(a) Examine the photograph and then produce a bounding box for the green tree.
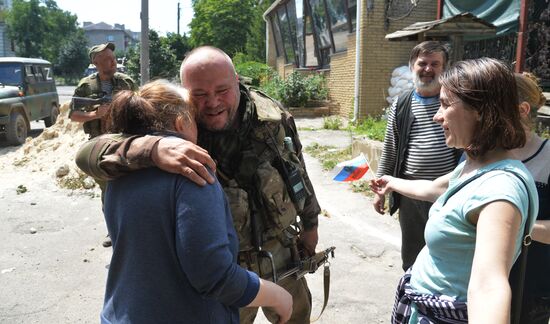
[162,32,191,62]
[189,0,255,57]
[5,0,46,58]
[244,0,272,62]
[125,30,180,84]
[6,0,80,64]
[56,30,89,84]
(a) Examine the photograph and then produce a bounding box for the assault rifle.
[71,95,112,111]
[276,246,336,282]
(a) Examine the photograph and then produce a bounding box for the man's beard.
[413,72,441,93]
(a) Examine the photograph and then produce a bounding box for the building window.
[348,0,357,32]
[267,0,356,69]
[277,5,296,64]
[270,16,284,58]
[325,0,349,52]
[107,35,114,41]
[304,14,319,67]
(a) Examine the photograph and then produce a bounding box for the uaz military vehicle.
[0,57,59,145]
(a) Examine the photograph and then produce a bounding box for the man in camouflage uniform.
[69,42,137,139]
[76,46,322,323]
[70,42,136,248]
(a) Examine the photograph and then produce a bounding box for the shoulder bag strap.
[442,169,531,324]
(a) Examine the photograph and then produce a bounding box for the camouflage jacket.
[75,85,320,233]
[70,72,137,138]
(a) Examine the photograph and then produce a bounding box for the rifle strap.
[310,263,331,322]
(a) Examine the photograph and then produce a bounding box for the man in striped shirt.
[373,41,458,271]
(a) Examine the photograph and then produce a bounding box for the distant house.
[0,0,15,57]
[83,21,140,52]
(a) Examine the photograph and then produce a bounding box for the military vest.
[71,72,136,138]
[211,88,312,253]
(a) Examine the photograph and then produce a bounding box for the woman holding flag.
[370,58,539,323]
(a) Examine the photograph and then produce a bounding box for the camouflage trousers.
[239,276,311,324]
[238,238,312,323]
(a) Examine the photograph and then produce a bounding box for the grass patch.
[349,116,387,142]
[349,180,374,196]
[323,116,344,130]
[305,143,352,170]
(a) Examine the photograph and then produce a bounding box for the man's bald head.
[179,46,241,131]
[180,46,236,86]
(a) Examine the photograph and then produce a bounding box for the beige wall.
[326,34,356,117]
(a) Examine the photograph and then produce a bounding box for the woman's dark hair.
[439,58,525,158]
[106,79,193,135]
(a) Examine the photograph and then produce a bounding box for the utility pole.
[177,2,181,35]
[140,0,150,85]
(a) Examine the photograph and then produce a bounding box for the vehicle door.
[34,64,58,119]
[23,64,41,120]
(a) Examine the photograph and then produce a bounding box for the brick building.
[264,0,437,119]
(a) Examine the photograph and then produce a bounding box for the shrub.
[304,73,328,102]
[235,60,277,87]
[264,71,328,107]
[279,71,309,107]
[260,75,284,100]
[323,116,343,130]
[350,116,387,142]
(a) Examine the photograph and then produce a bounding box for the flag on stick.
[332,153,374,182]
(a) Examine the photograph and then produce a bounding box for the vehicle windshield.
[0,63,23,86]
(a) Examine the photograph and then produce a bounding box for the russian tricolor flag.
[333,153,372,182]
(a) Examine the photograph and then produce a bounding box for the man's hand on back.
[151,137,217,186]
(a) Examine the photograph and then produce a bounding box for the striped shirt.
[101,80,113,96]
[377,91,457,180]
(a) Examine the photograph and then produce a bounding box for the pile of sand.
[0,103,98,192]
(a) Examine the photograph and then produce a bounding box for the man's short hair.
[409,41,449,68]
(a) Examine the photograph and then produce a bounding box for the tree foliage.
[189,0,255,57]
[244,0,272,62]
[6,0,80,64]
[55,30,89,84]
[162,33,191,62]
[126,30,187,84]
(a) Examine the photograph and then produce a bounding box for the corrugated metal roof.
[385,12,496,40]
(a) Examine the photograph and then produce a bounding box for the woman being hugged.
[93,80,292,324]
[386,58,539,324]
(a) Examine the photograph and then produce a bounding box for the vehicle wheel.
[44,104,59,127]
[6,111,28,145]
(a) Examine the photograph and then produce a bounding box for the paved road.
[0,117,403,323]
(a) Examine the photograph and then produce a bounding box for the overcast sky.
[55,0,194,35]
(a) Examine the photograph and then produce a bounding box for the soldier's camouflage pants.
[239,275,311,324]
[238,238,312,323]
